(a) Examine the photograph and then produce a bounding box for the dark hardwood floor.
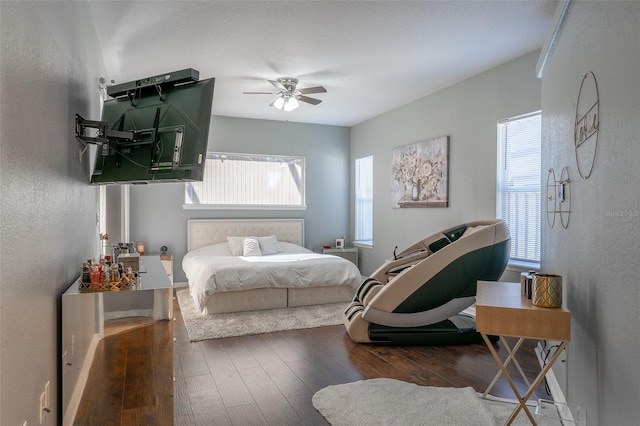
[74,318,173,425]
[76,291,550,425]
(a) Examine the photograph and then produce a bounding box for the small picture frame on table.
[335,238,345,249]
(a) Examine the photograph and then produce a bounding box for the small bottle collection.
[79,257,140,292]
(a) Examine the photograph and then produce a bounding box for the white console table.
[63,255,173,320]
[61,256,174,424]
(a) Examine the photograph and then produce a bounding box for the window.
[497,112,541,265]
[354,155,373,247]
[185,152,305,209]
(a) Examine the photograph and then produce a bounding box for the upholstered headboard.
[187,219,305,251]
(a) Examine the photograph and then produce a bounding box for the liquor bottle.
[101,267,110,284]
[90,265,100,285]
[111,265,120,283]
[82,263,91,283]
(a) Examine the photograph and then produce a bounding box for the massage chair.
[343,219,510,345]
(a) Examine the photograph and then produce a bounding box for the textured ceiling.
[88,1,558,127]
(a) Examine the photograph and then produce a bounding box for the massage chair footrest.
[367,315,499,346]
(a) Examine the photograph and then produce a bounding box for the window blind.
[185,153,305,208]
[354,155,373,245]
[497,112,541,263]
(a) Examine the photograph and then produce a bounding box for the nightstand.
[476,281,571,425]
[322,247,358,267]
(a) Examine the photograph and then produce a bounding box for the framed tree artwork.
[391,136,449,208]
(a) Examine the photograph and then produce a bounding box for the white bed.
[183,219,362,314]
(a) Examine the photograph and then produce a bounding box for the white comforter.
[183,241,363,311]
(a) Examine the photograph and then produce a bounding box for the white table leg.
[153,287,173,320]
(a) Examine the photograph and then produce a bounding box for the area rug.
[312,378,562,426]
[176,288,347,342]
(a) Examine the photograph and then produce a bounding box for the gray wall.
[540,2,640,424]
[0,2,104,425]
[350,51,542,276]
[129,115,351,282]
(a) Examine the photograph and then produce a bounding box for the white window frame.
[183,152,306,210]
[496,111,541,268]
[354,155,373,247]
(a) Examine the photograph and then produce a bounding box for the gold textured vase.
[532,274,563,308]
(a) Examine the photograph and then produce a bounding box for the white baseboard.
[535,342,575,423]
[63,333,100,426]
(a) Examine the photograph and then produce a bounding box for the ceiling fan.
[243,77,326,111]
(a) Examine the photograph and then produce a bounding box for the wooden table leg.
[481,333,537,425]
[505,340,569,424]
[501,337,532,389]
[483,337,529,398]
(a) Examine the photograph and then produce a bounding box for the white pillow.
[227,236,251,256]
[257,235,280,255]
[227,235,280,256]
[242,238,262,256]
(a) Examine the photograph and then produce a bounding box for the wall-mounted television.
[78,69,215,185]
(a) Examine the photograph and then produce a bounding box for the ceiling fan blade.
[297,95,322,105]
[298,86,327,95]
[243,91,276,95]
[269,80,286,90]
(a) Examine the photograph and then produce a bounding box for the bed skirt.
[201,285,356,314]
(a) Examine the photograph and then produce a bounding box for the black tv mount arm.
[75,114,138,155]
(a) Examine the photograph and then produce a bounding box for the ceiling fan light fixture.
[247,77,324,111]
[273,96,285,110]
[283,96,299,112]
